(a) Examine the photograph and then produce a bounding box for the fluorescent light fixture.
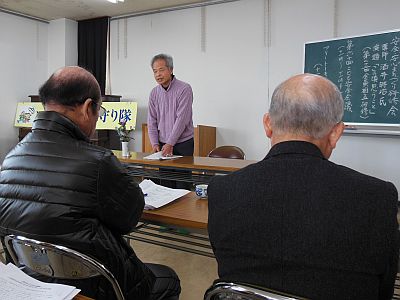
[107,0,124,3]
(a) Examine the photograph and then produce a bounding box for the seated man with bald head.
[0,66,180,300]
[208,74,399,300]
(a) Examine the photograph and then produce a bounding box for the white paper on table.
[0,262,80,300]
[143,151,183,160]
[139,179,190,210]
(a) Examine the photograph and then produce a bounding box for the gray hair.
[151,54,174,69]
[269,74,344,139]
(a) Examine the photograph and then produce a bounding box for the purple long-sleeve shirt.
[147,77,194,147]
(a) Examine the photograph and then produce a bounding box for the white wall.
[48,18,78,75]
[1,0,399,191]
[64,19,78,67]
[266,0,400,190]
[109,0,268,159]
[0,14,77,161]
[48,19,66,74]
[331,0,400,190]
[268,0,335,90]
[0,12,48,160]
[110,0,400,191]
[337,0,400,37]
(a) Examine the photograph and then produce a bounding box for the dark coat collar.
[264,140,326,161]
[32,111,89,142]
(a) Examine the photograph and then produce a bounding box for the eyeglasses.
[99,105,106,117]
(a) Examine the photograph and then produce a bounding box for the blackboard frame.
[304,29,400,131]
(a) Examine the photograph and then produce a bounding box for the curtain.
[78,16,109,95]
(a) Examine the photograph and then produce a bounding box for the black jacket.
[0,111,155,299]
[208,141,399,300]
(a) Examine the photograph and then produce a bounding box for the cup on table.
[195,184,208,198]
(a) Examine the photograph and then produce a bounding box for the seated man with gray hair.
[208,73,399,300]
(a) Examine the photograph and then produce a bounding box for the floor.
[130,239,218,300]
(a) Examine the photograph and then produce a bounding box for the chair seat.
[207,146,245,160]
[204,281,307,300]
[4,235,125,300]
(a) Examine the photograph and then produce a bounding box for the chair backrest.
[204,282,307,300]
[207,146,245,160]
[5,235,125,300]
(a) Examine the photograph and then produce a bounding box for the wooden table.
[126,191,212,257]
[114,152,255,230]
[115,151,257,185]
[114,151,256,173]
[74,294,94,300]
[142,191,208,230]
[118,152,256,257]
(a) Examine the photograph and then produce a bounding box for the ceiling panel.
[0,0,211,21]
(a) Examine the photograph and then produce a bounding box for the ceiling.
[0,0,215,21]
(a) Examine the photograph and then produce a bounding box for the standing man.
[147,53,194,158]
[0,66,181,300]
[148,54,194,189]
[208,74,399,300]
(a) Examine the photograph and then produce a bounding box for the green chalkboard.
[304,30,400,125]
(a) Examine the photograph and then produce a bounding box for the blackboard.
[304,30,400,126]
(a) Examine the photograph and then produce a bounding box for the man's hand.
[152,144,160,153]
[161,144,173,156]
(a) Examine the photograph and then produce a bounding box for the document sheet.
[143,151,183,160]
[139,179,190,210]
[0,262,80,300]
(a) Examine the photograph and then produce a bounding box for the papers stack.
[143,151,183,160]
[139,179,190,210]
[0,262,80,300]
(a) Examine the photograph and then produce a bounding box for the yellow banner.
[14,102,43,127]
[14,101,138,130]
[97,102,138,130]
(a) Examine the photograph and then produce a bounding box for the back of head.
[269,74,344,139]
[39,66,101,112]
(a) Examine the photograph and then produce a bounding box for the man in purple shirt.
[148,54,194,190]
[147,54,194,158]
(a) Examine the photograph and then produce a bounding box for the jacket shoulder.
[208,161,261,189]
[331,162,398,197]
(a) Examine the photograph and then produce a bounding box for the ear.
[81,98,94,120]
[328,121,344,149]
[263,113,273,138]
